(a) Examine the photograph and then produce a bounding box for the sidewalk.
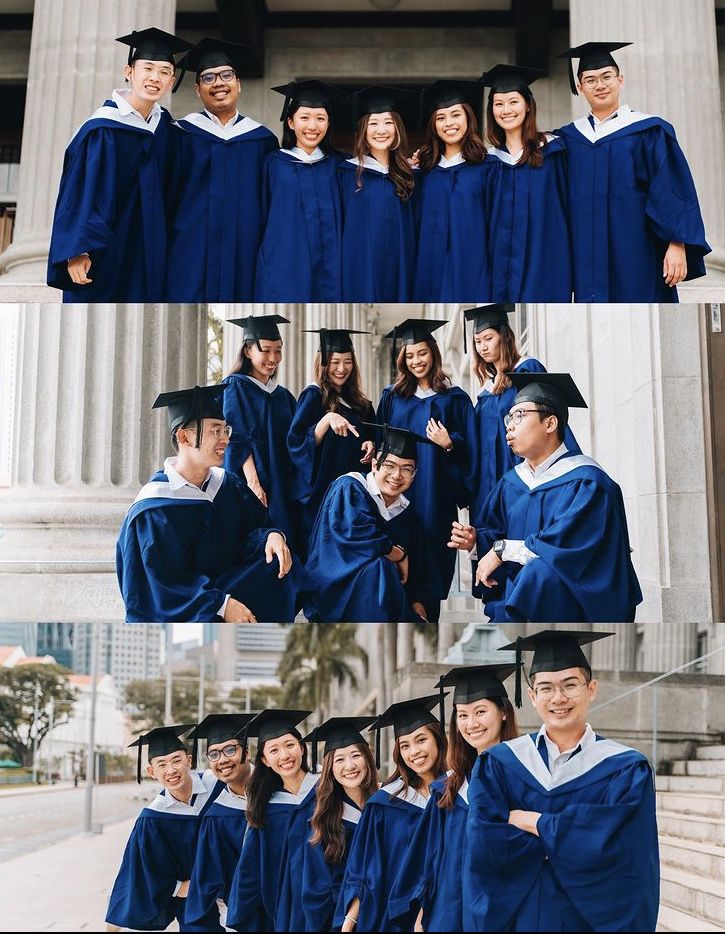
[0,780,76,798]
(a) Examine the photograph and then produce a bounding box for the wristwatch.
[493,539,506,559]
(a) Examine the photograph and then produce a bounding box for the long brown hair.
[392,340,451,398]
[438,697,518,811]
[313,352,374,418]
[486,89,547,168]
[246,732,309,829]
[418,102,487,172]
[309,742,378,864]
[226,339,283,379]
[472,323,522,394]
[383,721,448,798]
[353,112,415,202]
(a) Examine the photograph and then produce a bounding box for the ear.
[195,83,201,100]
[124,64,132,83]
[146,763,155,779]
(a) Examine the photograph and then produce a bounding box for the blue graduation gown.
[106,770,221,932]
[413,157,493,301]
[255,149,343,300]
[185,786,249,932]
[222,373,298,542]
[555,110,710,302]
[47,101,172,302]
[287,386,375,557]
[226,773,319,932]
[388,773,469,932]
[334,779,432,932]
[339,159,416,301]
[474,450,642,622]
[116,463,304,622]
[274,774,321,932]
[165,112,278,301]
[301,801,361,932]
[485,137,573,301]
[463,733,660,932]
[303,473,436,623]
[377,386,478,602]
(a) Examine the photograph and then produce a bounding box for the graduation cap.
[116,28,192,67]
[480,64,545,95]
[362,421,433,462]
[271,79,347,123]
[368,694,446,768]
[228,314,290,351]
[383,317,449,369]
[419,79,485,127]
[558,42,632,96]
[172,37,251,93]
[499,630,614,708]
[434,663,515,725]
[187,714,256,769]
[507,372,587,427]
[303,716,377,772]
[303,328,369,366]
[152,384,228,449]
[237,709,312,761]
[463,304,515,353]
[128,724,195,784]
[351,85,414,125]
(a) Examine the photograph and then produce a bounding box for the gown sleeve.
[387,794,440,927]
[286,386,324,502]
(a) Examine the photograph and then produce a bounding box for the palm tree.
[277,623,368,722]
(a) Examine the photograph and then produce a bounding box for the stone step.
[657,791,725,818]
[659,835,725,878]
[671,759,725,778]
[657,775,725,794]
[660,864,725,927]
[657,811,725,846]
[696,745,725,761]
[657,904,725,932]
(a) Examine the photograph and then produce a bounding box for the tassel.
[514,637,523,709]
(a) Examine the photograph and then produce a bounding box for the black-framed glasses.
[503,407,551,429]
[199,69,236,86]
[207,743,240,762]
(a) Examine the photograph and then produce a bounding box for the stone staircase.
[656,744,725,932]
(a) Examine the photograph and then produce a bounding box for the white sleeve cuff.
[502,539,539,565]
[218,594,231,619]
[173,880,183,897]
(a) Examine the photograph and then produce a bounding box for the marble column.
[0,303,206,621]
[0,0,176,286]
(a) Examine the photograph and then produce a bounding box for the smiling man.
[165,37,278,301]
[463,630,660,933]
[116,384,303,623]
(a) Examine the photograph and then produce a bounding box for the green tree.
[124,670,221,730]
[0,663,78,767]
[277,624,368,722]
[208,309,225,384]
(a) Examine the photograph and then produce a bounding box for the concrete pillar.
[0,302,206,621]
[0,0,176,287]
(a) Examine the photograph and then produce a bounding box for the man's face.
[577,66,623,112]
[528,666,597,734]
[505,402,558,459]
[196,65,241,114]
[372,452,417,498]
[177,417,230,468]
[147,749,192,791]
[206,738,248,784]
[124,59,175,104]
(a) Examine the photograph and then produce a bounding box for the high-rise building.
[73,622,164,708]
[36,622,74,669]
[0,622,37,655]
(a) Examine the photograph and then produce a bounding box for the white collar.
[504,731,632,790]
[281,146,326,163]
[205,108,240,127]
[268,771,320,805]
[438,151,466,168]
[537,722,596,760]
[415,385,437,399]
[178,111,263,141]
[346,154,389,174]
[487,134,555,165]
[524,442,569,478]
[164,457,212,491]
[153,769,207,810]
[346,471,409,520]
[572,105,653,143]
[214,784,248,811]
[244,374,278,394]
[111,88,162,124]
[162,457,225,500]
[381,776,430,809]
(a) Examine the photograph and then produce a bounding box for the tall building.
[72,622,164,707]
[0,621,36,654]
[216,623,289,685]
[36,622,74,669]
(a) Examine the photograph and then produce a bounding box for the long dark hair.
[309,742,378,864]
[245,731,309,829]
[472,323,522,393]
[418,102,487,172]
[353,111,415,202]
[486,88,547,168]
[281,100,335,154]
[438,697,518,811]
[226,339,283,379]
[392,340,451,398]
[313,352,373,418]
[383,721,448,798]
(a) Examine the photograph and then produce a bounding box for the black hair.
[282,101,336,153]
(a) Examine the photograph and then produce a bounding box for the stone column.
[0,303,206,621]
[0,0,176,287]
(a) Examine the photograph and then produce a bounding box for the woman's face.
[473,328,502,365]
[331,744,369,791]
[261,733,304,778]
[434,103,468,147]
[398,726,439,777]
[492,91,529,133]
[404,341,433,382]
[288,106,329,151]
[243,339,282,382]
[327,352,354,388]
[365,112,397,151]
[456,699,505,754]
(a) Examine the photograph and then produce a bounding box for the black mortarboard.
[368,694,445,769]
[152,384,228,450]
[419,79,485,126]
[271,79,346,122]
[499,630,613,707]
[187,714,255,769]
[228,314,290,351]
[116,28,192,67]
[172,37,250,93]
[238,709,311,761]
[303,716,377,772]
[463,304,515,353]
[481,64,545,95]
[434,663,515,725]
[383,317,449,368]
[362,421,433,462]
[128,724,194,784]
[352,85,413,124]
[303,328,369,366]
[558,42,632,95]
[507,372,587,427]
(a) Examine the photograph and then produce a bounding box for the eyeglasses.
[185,424,233,440]
[199,69,236,86]
[503,407,549,428]
[532,679,589,701]
[207,743,240,762]
[155,754,187,772]
[378,461,416,478]
[580,72,619,89]
[139,63,175,80]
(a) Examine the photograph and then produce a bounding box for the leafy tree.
[124,670,221,730]
[0,663,78,767]
[208,309,225,384]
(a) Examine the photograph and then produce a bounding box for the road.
[0,781,151,862]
